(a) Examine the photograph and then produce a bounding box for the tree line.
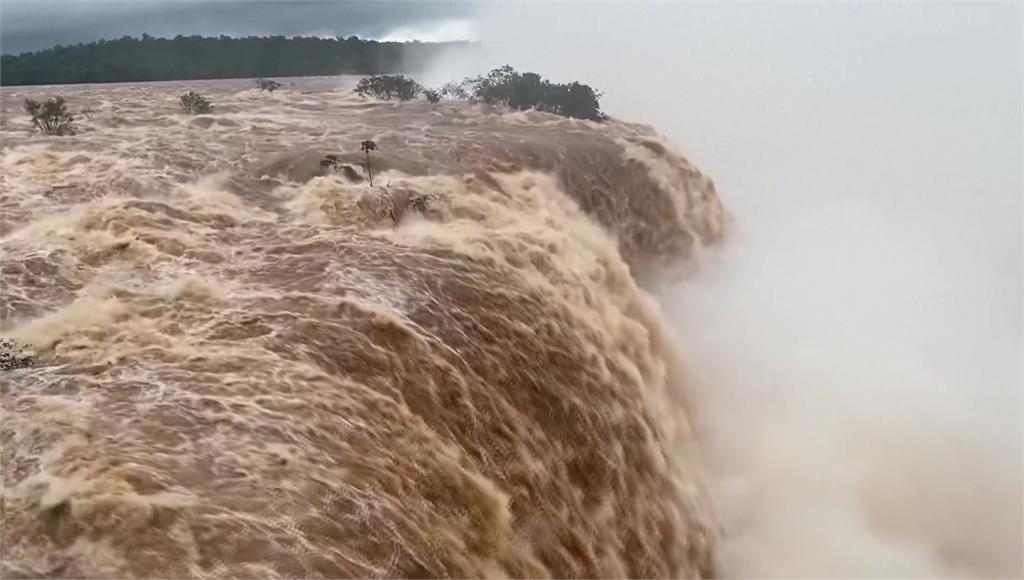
[0,35,472,86]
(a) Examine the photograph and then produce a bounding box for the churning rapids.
[0,77,726,578]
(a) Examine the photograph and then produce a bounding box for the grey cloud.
[1,0,477,54]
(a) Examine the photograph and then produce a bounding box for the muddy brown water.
[1,77,724,578]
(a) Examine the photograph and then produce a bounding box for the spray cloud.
[427,2,1023,576]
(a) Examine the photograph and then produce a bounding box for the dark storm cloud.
[0,0,478,54]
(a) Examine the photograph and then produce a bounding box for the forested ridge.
[0,35,472,86]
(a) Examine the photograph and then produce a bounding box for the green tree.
[354,75,422,101]
[459,66,606,121]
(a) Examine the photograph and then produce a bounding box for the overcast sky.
[0,0,478,54]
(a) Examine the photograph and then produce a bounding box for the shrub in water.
[255,78,282,92]
[0,338,33,371]
[180,91,213,114]
[354,75,421,101]
[24,97,76,135]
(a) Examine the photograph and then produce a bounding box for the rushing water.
[1,77,725,578]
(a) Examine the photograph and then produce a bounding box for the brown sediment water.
[1,77,724,578]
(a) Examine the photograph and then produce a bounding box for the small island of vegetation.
[355,67,606,121]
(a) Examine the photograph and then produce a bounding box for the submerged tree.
[180,91,213,114]
[360,140,378,187]
[439,80,470,100]
[354,75,421,101]
[255,78,282,92]
[423,88,441,104]
[0,338,33,371]
[320,154,342,170]
[320,154,362,182]
[24,97,76,135]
